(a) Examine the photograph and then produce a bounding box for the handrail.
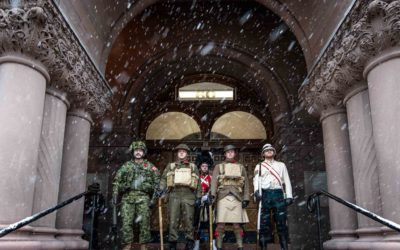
[0,187,101,250]
[307,190,400,250]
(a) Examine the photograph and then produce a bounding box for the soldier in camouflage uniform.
[112,141,160,250]
[159,144,202,250]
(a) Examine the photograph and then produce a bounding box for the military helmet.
[174,143,191,152]
[261,143,276,154]
[223,144,236,152]
[129,140,147,154]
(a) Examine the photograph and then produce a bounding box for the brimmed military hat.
[174,143,191,152]
[261,143,276,154]
[223,144,236,152]
[129,141,147,154]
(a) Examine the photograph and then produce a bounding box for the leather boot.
[259,236,268,250]
[279,235,289,250]
[122,244,131,250]
[169,241,177,250]
[185,240,195,250]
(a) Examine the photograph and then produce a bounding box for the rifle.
[158,198,164,250]
[111,194,118,250]
[209,203,213,250]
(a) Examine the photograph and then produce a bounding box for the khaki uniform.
[160,160,201,242]
[211,161,250,223]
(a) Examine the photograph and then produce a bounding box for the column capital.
[343,83,368,105]
[45,87,70,109]
[300,0,400,116]
[320,106,346,122]
[0,1,112,114]
[67,109,93,125]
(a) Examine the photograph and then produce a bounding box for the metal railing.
[307,190,400,250]
[0,187,101,250]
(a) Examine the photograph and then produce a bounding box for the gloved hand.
[285,198,293,206]
[195,198,202,208]
[242,200,249,208]
[148,199,156,209]
[201,194,208,203]
[254,190,262,202]
[156,188,166,199]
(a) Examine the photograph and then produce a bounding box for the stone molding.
[0,0,112,114]
[300,0,400,114]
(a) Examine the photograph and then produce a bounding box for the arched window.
[146,112,201,140]
[211,111,267,139]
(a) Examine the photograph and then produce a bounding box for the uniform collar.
[225,158,236,163]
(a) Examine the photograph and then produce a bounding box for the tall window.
[146,112,201,140]
[211,111,267,139]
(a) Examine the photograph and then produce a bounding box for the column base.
[0,225,41,250]
[381,226,400,241]
[324,229,357,250]
[56,228,88,249]
[31,227,66,249]
[348,227,383,250]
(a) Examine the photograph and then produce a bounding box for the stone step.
[132,243,285,250]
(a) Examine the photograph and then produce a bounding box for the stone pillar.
[344,85,383,248]
[320,107,357,250]
[364,47,400,245]
[30,88,70,249]
[56,109,92,249]
[0,56,48,249]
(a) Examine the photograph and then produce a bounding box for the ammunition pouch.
[218,175,244,189]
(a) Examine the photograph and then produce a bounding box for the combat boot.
[121,244,131,250]
[185,240,195,250]
[169,241,177,250]
[279,235,289,250]
[259,235,268,250]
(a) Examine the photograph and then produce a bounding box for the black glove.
[285,198,293,206]
[206,195,213,205]
[195,198,202,208]
[156,188,166,199]
[254,190,262,202]
[242,200,249,208]
[148,199,156,209]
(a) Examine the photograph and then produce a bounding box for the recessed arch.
[211,111,267,139]
[146,112,201,140]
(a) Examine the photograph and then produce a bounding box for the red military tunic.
[200,174,212,195]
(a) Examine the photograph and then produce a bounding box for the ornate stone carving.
[300,0,400,114]
[0,1,112,114]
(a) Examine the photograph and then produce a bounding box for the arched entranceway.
[89,1,326,249]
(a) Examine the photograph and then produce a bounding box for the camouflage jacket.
[113,159,160,203]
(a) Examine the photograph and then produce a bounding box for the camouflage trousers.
[120,192,152,244]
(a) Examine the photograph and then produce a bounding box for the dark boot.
[259,235,268,250]
[279,235,289,250]
[237,248,244,250]
[169,241,177,250]
[185,240,195,250]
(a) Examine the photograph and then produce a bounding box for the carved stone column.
[344,84,383,248]
[320,107,357,250]
[364,47,400,246]
[31,88,69,249]
[56,109,92,249]
[0,56,48,249]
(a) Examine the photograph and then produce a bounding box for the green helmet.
[129,141,147,155]
[174,143,191,152]
[223,144,236,152]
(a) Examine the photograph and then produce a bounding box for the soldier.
[159,144,202,250]
[211,145,250,250]
[112,141,160,250]
[194,151,214,250]
[253,143,293,250]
